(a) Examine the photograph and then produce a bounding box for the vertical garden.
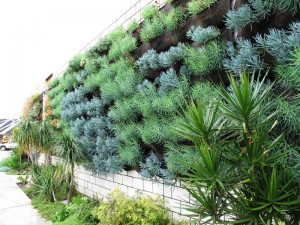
[44,0,300,223]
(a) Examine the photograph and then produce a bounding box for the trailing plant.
[186,26,220,44]
[184,41,226,76]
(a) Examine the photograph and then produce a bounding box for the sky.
[0,0,138,119]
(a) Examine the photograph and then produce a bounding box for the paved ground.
[0,150,52,225]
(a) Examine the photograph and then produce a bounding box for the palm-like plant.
[56,131,86,203]
[175,73,300,224]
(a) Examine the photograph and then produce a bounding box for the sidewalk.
[0,151,52,225]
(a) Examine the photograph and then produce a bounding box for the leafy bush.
[142,5,159,20]
[186,26,220,44]
[31,164,69,202]
[127,19,139,33]
[164,7,186,31]
[93,189,173,225]
[187,0,217,16]
[140,12,166,43]
[184,41,226,75]
[108,35,137,60]
[0,148,29,174]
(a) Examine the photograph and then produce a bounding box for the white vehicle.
[0,142,17,150]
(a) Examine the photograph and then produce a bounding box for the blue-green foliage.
[186,26,220,44]
[136,43,184,74]
[140,152,162,179]
[158,43,185,68]
[136,49,160,74]
[223,39,265,75]
[156,69,181,96]
[225,4,254,31]
[255,22,300,63]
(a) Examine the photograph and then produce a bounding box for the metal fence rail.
[53,0,167,78]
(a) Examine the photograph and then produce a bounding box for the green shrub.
[127,19,139,33]
[108,35,137,60]
[184,41,226,75]
[142,5,159,20]
[118,142,142,166]
[32,197,66,222]
[0,148,30,174]
[187,0,217,16]
[48,78,60,89]
[164,7,185,31]
[140,12,166,43]
[31,164,69,202]
[93,189,173,225]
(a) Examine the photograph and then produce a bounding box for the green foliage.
[190,82,220,105]
[31,197,66,222]
[54,195,99,224]
[118,142,142,166]
[184,41,226,75]
[164,7,185,31]
[187,0,218,16]
[142,5,159,20]
[265,0,300,15]
[31,164,69,202]
[48,78,60,89]
[186,26,220,44]
[93,189,173,225]
[68,55,84,73]
[166,0,173,3]
[276,95,300,133]
[140,12,166,43]
[175,73,300,224]
[100,59,143,102]
[87,37,111,58]
[108,96,140,123]
[0,148,30,173]
[108,34,137,60]
[140,152,163,179]
[127,19,139,33]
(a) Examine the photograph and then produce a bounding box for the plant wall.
[46,0,300,179]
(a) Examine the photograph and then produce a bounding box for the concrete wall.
[38,154,192,221]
